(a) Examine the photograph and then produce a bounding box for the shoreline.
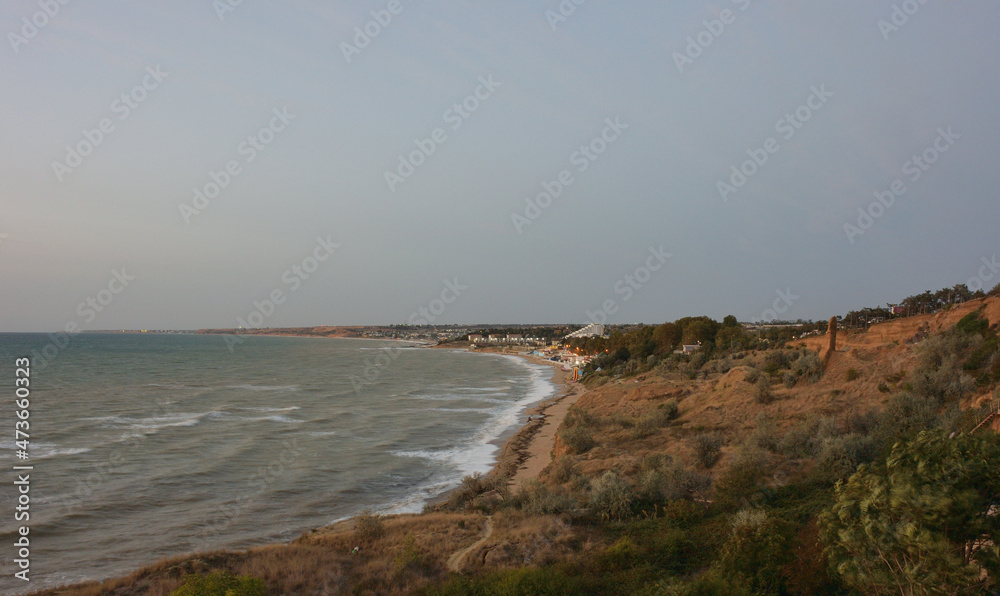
[484,350,586,488]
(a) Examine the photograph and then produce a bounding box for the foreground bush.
[353,509,385,541]
[589,470,634,522]
[820,429,1000,595]
[170,572,266,596]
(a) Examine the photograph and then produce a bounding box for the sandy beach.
[487,351,587,488]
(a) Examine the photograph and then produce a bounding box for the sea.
[0,333,554,593]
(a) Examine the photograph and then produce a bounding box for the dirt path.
[446,516,493,573]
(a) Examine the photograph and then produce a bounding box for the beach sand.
[489,352,586,488]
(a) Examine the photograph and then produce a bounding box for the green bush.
[792,350,823,381]
[718,510,793,595]
[589,470,634,521]
[782,372,797,389]
[353,509,385,540]
[515,480,576,515]
[428,566,583,595]
[559,426,595,454]
[662,398,680,421]
[693,433,723,469]
[755,376,774,404]
[714,447,768,510]
[394,534,427,572]
[743,367,761,384]
[845,368,859,381]
[813,433,878,484]
[750,412,778,452]
[820,429,1000,595]
[170,573,266,596]
[550,456,577,484]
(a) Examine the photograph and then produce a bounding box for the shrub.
[170,573,266,596]
[394,534,426,572]
[750,412,778,452]
[743,367,761,384]
[559,426,595,454]
[845,368,859,381]
[778,415,838,458]
[714,447,768,510]
[718,511,793,595]
[792,350,823,381]
[782,372,797,389]
[353,509,385,541]
[755,376,774,404]
[631,415,659,439]
[662,398,680,421]
[446,472,509,511]
[813,433,878,484]
[913,331,980,402]
[877,382,891,393]
[516,480,576,515]
[589,470,634,521]
[820,430,1000,595]
[693,433,723,468]
[550,456,577,484]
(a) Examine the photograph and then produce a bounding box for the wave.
[0,441,92,460]
[227,384,301,392]
[87,412,213,433]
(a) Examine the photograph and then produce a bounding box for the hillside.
[34,297,1000,595]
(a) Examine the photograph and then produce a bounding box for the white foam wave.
[236,406,302,413]
[228,384,300,392]
[0,441,92,460]
[88,412,213,433]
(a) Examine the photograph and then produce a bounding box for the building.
[468,334,484,343]
[565,323,605,339]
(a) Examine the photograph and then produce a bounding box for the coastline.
[484,350,586,488]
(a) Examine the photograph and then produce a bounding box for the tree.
[653,322,681,354]
[819,429,1000,595]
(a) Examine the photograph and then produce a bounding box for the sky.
[2,1,999,332]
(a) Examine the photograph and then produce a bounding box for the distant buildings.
[565,323,606,339]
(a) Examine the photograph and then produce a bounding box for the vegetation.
[44,290,1000,596]
[170,572,266,596]
[820,429,1000,595]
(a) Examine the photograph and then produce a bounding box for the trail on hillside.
[446,516,493,573]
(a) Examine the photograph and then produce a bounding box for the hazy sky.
[2,1,999,331]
